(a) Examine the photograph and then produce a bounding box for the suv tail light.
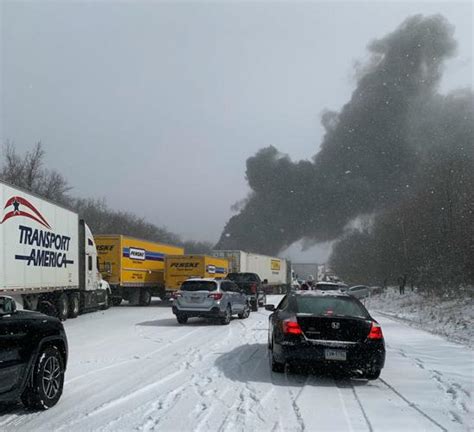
[282,318,303,335]
[368,322,383,340]
[208,292,223,300]
[250,283,257,294]
[172,292,182,299]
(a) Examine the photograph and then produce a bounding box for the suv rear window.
[181,281,217,292]
[296,296,369,319]
[227,273,259,282]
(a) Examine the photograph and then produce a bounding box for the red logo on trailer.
[0,196,51,229]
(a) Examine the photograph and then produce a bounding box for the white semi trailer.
[212,250,290,288]
[0,180,110,320]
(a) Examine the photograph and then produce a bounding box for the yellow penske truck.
[164,255,229,297]
[95,235,184,306]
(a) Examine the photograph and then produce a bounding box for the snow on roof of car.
[294,290,349,297]
[184,278,219,282]
[315,281,345,286]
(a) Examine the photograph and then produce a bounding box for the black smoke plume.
[216,15,469,255]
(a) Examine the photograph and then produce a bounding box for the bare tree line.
[0,143,213,254]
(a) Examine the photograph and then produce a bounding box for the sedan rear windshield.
[315,284,343,291]
[296,296,369,319]
[227,273,258,282]
[181,281,217,292]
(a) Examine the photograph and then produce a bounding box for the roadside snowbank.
[366,287,474,347]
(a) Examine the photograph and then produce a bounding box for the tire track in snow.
[395,347,470,420]
[379,377,449,432]
[345,383,373,432]
[64,327,202,385]
[284,372,309,432]
[217,347,272,431]
[100,323,240,431]
[0,406,42,430]
[212,315,275,432]
[54,327,218,431]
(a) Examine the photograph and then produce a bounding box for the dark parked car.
[226,272,266,311]
[266,291,385,379]
[0,296,68,409]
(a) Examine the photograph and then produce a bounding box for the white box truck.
[212,250,289,286]
[212,250,290,310]
[0,180,110,320]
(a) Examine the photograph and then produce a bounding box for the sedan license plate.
[324,349,346,361]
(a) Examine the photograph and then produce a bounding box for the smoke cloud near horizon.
[216,14,472,255]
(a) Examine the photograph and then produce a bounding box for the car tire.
[56,294,69,321]
[111,297,122,306]
[269,349,285,373]
[251,300,258,312]
[176,314,188,324]
[365,368,381,380]
[139,289,152,306]
[100,291,110,310]
[68,293,80,318]
[220,305,232,325]
[21,346,65,410]
[238,303,250,319]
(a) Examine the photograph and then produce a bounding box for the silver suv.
[172,278,250,325]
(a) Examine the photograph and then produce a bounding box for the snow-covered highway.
[0,295,472,432]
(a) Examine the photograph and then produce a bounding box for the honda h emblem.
[331,322,340,329]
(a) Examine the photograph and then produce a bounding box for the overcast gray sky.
[1,1,472,261]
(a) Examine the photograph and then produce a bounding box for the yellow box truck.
[164,255,229,294]
[95,234,184,306]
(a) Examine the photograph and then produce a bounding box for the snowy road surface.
[0,295,472,432]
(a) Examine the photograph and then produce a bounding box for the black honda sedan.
[266,291,385,379]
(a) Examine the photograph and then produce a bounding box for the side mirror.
[265,304,275,312]
[0,296,17,315]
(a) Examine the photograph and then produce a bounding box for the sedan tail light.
[208,292,223,300]
[282,318,303,335]
[368,322,383,340]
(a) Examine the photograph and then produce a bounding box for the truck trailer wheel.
[68,293,80,318]
[56,294,69,321]
[100,291,110,310]
[176,313,188,324]
[251,300,258,312]
[128,289,140,306]
[139,289,151,306]
[111,297,122,307]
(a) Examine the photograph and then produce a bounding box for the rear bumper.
[273,340,385,370]
[172,305,225,318]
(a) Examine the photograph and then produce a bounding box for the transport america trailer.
[95,235,184,306]
[0,180,110,320]
[211,250,290,289]
[164,255,229,295]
